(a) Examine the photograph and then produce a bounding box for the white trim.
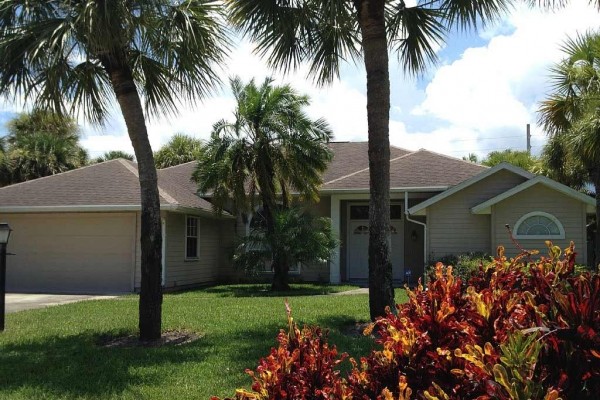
[161,218,166,286]
[0,205,143,213]
[471,175,596,215]
[408,163,534,216]
[319,187,447,195]
[513,211,565,239]
[0,204,234,218]
[184,215,200,260]
[329,195,341,284]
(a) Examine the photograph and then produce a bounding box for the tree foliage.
[233,207,338,276]
[154,134,203,168]
[1,110,86,185]
[537,31,600,266]
[94,150,135,163]
[482,149,541,172]
[194,77,333,290]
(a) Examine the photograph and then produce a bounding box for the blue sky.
[1,1,599,160]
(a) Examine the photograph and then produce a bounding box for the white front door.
[347,204,404,281]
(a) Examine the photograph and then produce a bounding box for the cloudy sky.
[1,1,599,160]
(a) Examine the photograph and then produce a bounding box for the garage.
[3,213,136,294]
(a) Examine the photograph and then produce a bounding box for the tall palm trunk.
[356,0,395,320]
[107,63,163,341]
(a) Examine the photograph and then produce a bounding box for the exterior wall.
[427,170,527,261]
[163,212,223,288]
[492,184,587,263]
[134,211,232,290]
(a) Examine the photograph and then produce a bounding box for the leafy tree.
[194,77,333,290]
[463,153,479,163]
[0,0,228,341]
[154,134,203,168]
[540,134,590,192]
[2,110,86,185]
[94,150,135,163]
[227,0,511,319]
[234,207,338,278]
[482,149,541,172]
[538,31,600,266]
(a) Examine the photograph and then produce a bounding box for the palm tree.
[193,77,333,290]
[3,110,86,184]
[538,31,600,267]
[234,207,338,278]
[0,0,229,341]
[94,150,135,163]
[154,134,203,168]
[227,0,512,319]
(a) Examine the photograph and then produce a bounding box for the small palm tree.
[154,134,203,168]
[194,77,333,290]
[0,0,229,341]
[234,207,338,278]
[538,31,600,266]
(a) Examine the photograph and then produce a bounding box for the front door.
[347,204,404,281]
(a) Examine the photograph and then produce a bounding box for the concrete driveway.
[5,293,117,313]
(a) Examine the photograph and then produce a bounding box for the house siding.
[428,170,527,261]
[492,184,586,263]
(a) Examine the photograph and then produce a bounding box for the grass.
[0,284,409,400]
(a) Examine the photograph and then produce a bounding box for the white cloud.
[412,2,600,158]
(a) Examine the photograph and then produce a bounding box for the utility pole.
[526,123,531,154]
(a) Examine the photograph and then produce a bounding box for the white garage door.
[3,213,136,294]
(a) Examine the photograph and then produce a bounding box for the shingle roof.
[323,142,411,183]
[0,142,490,211]
[0,158,215,212]
[321,148,487,190]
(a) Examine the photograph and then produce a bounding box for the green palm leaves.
[0,0,229,123]
[194,77,333,217]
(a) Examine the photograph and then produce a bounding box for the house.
[0,142,594,293]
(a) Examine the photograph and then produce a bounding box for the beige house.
[0,142,594,293]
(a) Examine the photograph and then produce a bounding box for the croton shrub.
[213,242,600,399]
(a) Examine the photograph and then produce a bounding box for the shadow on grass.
[0,330,211,398]
[177,284,353,298]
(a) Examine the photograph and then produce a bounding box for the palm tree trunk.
[108,65,163,341]
[356,0,395,320]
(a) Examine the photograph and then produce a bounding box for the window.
[185,216,199,259]
[514,212,565,239]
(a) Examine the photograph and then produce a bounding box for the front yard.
[0,284,408,399]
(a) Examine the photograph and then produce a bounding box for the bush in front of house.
[427,251,491,286]
[214,241,600,399]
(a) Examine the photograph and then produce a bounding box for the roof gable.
[408,162,534,215]
[471,175,596,214]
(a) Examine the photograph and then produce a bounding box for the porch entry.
[347,204,404,281]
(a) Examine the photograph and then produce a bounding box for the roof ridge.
[117,159,178,205]
[390,144,414,153]
[157,160,197,171]
[0,158,124,191]
[416,148,489,169]
[323,151,416,186]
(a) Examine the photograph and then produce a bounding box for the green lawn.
[0,284,408,399]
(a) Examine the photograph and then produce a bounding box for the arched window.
[514,212,565,239]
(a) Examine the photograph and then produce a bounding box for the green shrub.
[427,251,491,285]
